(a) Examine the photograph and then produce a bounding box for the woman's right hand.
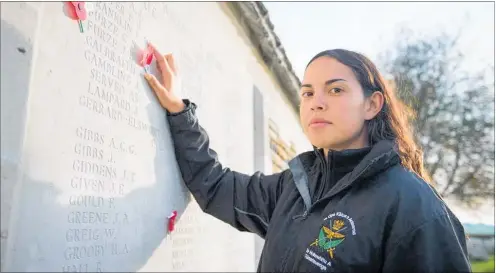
[144,44,185,113]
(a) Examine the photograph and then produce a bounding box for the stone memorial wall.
[1,2,310,272]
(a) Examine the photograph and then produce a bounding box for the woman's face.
[299,56,379,151]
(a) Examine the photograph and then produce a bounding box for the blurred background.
[1,2,493,272]
[264,2,494,271]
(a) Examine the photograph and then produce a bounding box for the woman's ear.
[364,91,384,120]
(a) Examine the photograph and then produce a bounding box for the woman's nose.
[310,92,327,111]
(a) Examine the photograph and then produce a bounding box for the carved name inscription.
[62,3,150,271]
[63,124,135,272]
[168,211,208,270]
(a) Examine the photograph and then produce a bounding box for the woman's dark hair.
[307,49,431,183]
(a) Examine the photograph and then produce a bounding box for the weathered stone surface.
[1,2,310,272]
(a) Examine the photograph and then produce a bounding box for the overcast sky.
[264,2,494,81]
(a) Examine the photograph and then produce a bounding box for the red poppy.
[137,44,154,67]
[66,2,87,21]
[167,210,178,233]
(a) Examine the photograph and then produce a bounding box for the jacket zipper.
[312,160,375,210]
[316,151,329,203]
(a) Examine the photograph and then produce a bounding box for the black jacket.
[167,100,471,273]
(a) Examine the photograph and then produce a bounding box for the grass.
[471,255,495,273]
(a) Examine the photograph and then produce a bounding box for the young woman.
[144,45,471,272]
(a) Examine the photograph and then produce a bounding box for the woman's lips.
[309,122,331,128]
[309,119,332,128]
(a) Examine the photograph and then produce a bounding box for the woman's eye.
[301,91,313,97]
[329,87,343,94]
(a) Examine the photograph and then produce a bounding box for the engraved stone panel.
[2,2,262,272]
[2,2,190,272]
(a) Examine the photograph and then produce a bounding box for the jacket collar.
[328,140,400,196]
[298,140,399,180]
[313,146,372,174]
[289,140,400,213]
